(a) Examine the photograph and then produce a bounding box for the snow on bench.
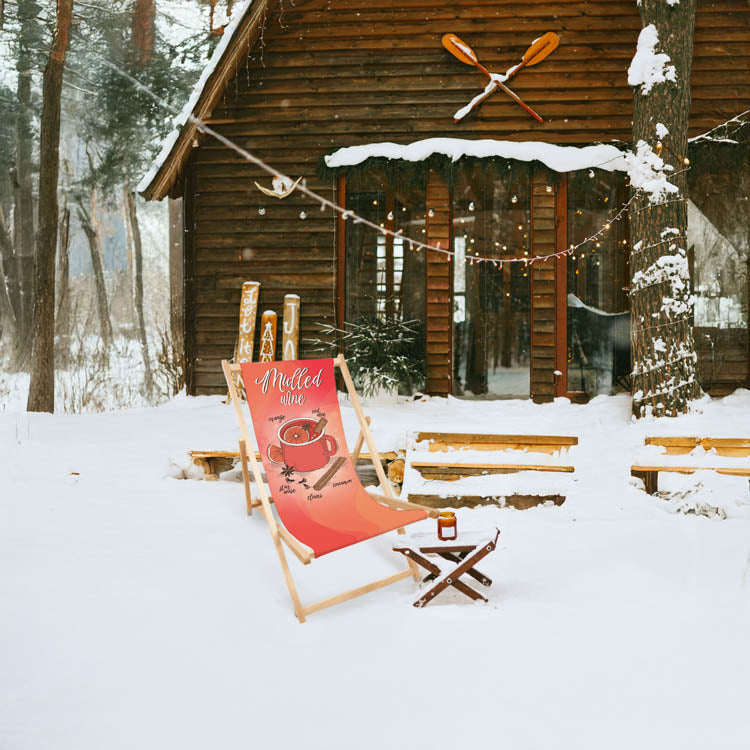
[403,432,577,510]
[631,437,750,495]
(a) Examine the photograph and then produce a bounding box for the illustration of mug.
[269,417,337,473]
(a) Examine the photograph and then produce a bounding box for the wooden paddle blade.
[442,33,479,66]
[522,32,559,66]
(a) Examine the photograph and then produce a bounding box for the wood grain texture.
[165,0,749,394]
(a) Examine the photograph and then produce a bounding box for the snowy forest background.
[0,0,228,412]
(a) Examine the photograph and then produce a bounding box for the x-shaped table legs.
[393,530,500,608]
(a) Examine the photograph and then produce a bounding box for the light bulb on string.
[299,211,307,219]
[588,170,595,178]
[428,208,435,217]
[372,199,378,206]
[511,194,518,204]
[387,210,394,221]
[258,207,266,215]
[469,202,475,211]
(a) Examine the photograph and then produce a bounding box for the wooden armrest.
[367,491,440,518]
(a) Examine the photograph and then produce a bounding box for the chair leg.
[238,439,253,515]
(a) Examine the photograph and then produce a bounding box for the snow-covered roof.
[138,0,262,201]
[324,138,630,174]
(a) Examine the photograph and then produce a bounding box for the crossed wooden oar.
[442,32,559,123]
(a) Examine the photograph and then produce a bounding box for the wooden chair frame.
[222,355,437,623]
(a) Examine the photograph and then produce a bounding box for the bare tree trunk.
[12,2,41,367]
[0,206,17,338]
[120,187,136,329]
[125,190,153,396]
[27,0,73,413]
[77,195,113,350]
[56,203,70,337]
[132,0,156,66]
[629,0,702,418]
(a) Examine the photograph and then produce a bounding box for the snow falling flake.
[628,25,677,95]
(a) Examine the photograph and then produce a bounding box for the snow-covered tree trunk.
[27,0,73,413]
[628,0,702,418]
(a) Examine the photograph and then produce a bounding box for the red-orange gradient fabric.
[241,359,426,557]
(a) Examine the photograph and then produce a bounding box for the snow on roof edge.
[137,0,255,196]
[324,138,630,174]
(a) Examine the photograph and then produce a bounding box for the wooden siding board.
[180,0,749,394]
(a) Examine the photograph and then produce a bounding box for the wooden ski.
[259,310,277,362]
[228,280,260,400]
[281,294,300,361]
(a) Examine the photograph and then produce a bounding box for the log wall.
[181,0,750,394]
[424,171,452,394]
[529,169,560,402]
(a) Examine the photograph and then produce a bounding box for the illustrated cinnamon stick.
[313,456,346,491]
[311,417,327,436]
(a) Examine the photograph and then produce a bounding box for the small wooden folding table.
[393,530,500,608]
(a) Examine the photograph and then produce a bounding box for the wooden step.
[632,465,750,476]
[412,461,575,481]
[413,432,578,454]
[644,437,750,457]
[408,493,565,511]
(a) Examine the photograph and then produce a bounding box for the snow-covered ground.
[2,390,750,749]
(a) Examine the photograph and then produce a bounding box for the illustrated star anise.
[281,464,295,480]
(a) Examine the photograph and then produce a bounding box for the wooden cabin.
[140,0,750,400]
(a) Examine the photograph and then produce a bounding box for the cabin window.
[566,171,631,397]
[452,163,532,398]
[344,171,427,370]
[689,162,750,391]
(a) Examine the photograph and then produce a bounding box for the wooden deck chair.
[222,355,438,623]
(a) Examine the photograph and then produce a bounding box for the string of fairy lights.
[187,109,665,268]
[106,59,701,274]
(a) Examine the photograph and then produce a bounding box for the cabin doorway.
[564,171,631,398]
[451,162,532,398]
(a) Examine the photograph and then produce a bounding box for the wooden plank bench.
[188,449,398,481]
[406,432,577,509]
[631,437,750,495]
